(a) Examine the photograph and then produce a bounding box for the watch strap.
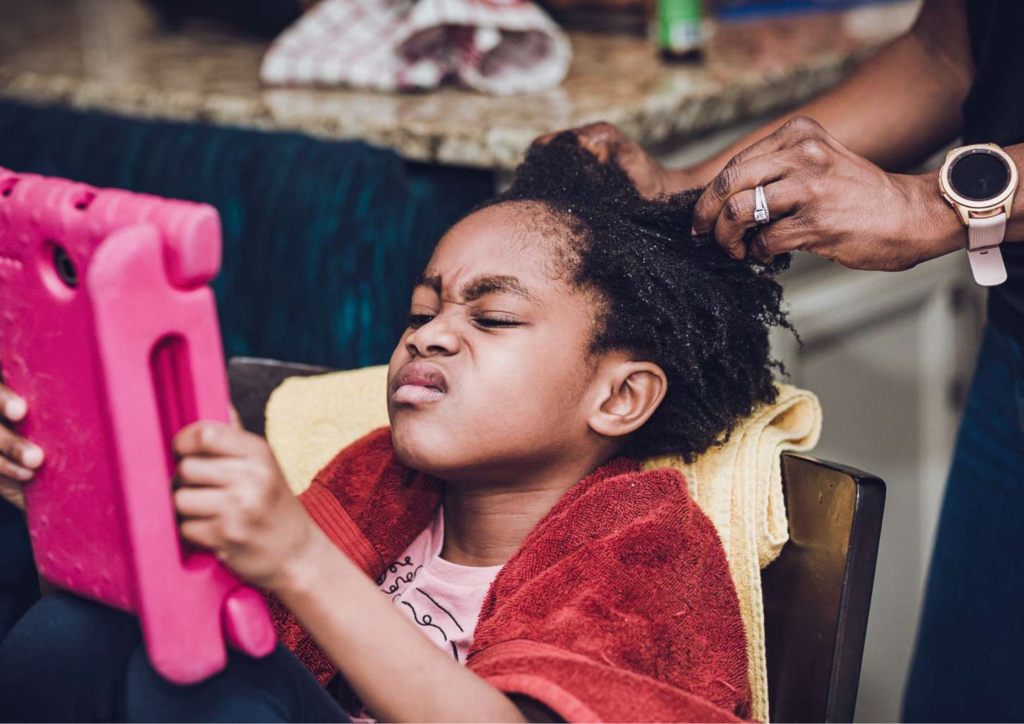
[967,212,1008,286]
[967,212,1006,250]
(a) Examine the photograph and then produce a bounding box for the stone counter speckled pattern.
[0,0,917,170]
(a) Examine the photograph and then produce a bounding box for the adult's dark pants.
[0,506,351,722]
[903,322,1024,722]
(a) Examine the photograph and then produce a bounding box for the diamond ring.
[754,185,770,225]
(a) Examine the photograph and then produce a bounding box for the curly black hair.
[479,132,795,462]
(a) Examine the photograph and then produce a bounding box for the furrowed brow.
[413,272,536,303]
[461,275,536,303]
[413,271,442,295]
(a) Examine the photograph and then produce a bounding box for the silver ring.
[754,185,770,225]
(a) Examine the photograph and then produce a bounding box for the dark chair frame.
[227,357,886,724]
[763,455,885,722]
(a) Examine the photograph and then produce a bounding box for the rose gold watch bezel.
[939,143,1018,225]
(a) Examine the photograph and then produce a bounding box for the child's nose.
[405,316,459,358]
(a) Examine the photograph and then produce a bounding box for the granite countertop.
[0,0,916,170]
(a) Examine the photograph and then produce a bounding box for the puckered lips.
[390,362,448,405]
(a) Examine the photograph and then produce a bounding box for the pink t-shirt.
[376,505,503,663]
[351,507,502,721]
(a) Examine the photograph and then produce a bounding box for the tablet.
[0,168,275,683]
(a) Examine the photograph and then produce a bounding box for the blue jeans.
[903,323,1024,722]
[0,588,351,722]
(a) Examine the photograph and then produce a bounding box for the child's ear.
[587,360,667,441]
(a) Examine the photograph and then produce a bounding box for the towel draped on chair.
[265,368,822,722]
[270,428,751,722]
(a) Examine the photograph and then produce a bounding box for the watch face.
[949,149,1012,201]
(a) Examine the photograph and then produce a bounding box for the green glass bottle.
[655,0,705,61]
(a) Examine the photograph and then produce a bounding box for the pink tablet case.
[0,168,276,683]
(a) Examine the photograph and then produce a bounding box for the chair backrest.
[227,357,886,723]
[228,357,331,437]
[763,455,885,723]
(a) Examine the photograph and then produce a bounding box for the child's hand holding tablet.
[170,419,324,593]
[0,377,44,512]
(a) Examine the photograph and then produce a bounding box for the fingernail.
[5,397,26,421]
[21,445,43,468]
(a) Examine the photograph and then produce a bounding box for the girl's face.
[387,203,605,484]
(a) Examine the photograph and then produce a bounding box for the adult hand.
[691,116,963,270]
[535,122,709,198]
[0,382,44,512]
[172,421,320,593]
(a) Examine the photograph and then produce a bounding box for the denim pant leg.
[903,323,1024,722]
[0,498,39,642]
[0,590,352,723]
[0,592,142,722]
[126,644,352,723]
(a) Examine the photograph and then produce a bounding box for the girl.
[0,133,791,722]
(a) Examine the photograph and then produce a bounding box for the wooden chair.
[227,357,886,724]
[762,455,885,722]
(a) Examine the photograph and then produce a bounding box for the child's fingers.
[228,404,243,431]
[173,421,257,458]
[173,487,225,518]
[0,456,33,482]
[0,386,27,422]
[0,477,27,512]
[0,425,43,470]
[179,518,223,551]
[175,455,249,488]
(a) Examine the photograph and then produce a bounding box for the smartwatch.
[939,143,1018,286]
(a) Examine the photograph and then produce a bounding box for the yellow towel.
[265,365,391,495]
[265,367,822,723]
[643,384,822,722]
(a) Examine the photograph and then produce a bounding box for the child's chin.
[390,423,459,476]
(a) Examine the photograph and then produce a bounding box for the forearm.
[275,531,527,723]
[675,1,972,186]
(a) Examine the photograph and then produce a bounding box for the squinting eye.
[407,313,435,329]
[473,316,522,328]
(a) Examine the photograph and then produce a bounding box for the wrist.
[664,163,716,194]
[900,170,966,264]
[271,523,334,600]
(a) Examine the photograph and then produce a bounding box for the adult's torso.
[962,0,1024,340]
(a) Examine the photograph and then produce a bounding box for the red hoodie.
[268,428,751,723]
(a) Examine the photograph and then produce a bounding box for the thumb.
[228,404,243,431]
